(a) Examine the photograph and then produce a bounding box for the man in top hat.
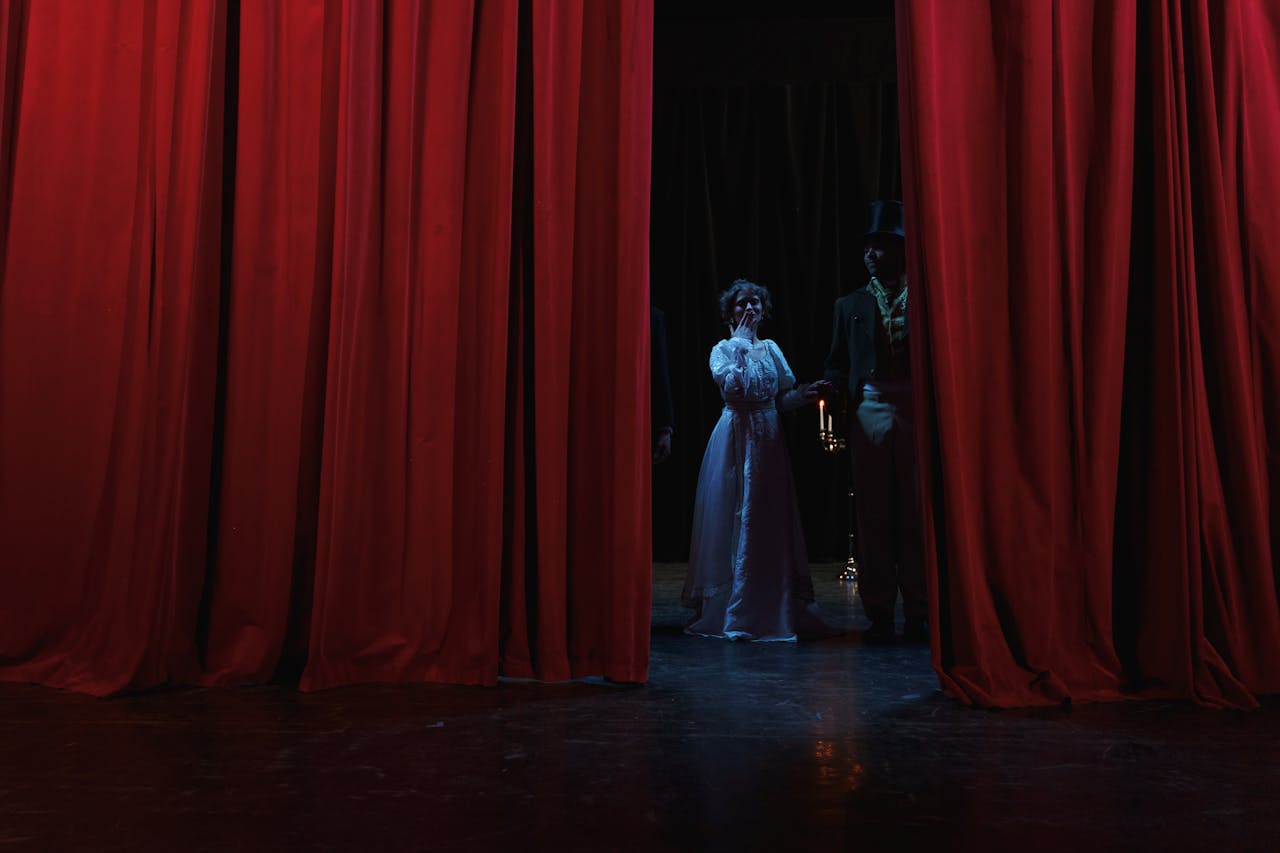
[824,200,926,644]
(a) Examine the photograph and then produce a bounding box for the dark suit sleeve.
[651,305,674,433]
[824,298,850,390]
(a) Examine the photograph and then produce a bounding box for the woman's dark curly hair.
[718,279,774,324]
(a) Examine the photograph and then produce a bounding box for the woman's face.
[732,289,763,326]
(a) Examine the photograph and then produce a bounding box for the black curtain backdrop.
[650,5,901,562]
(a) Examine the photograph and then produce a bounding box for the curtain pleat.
[0,0,227,694]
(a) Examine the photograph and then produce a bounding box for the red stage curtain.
[0,0,653,696]
[0,0,228,693]
[898,0,1280,708]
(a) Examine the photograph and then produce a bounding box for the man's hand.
[653,427,673,464]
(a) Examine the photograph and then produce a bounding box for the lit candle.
[819,399,826,436]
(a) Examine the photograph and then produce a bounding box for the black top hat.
[864,200,905,240]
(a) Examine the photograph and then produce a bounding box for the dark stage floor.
[2,563,1276,851]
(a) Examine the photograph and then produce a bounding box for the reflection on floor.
[652,561,872,635]
[0,563,1275,851]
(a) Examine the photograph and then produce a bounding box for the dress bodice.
[709,338,796,404]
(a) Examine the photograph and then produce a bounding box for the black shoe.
[862,621,896,645]
[902,618,929,644]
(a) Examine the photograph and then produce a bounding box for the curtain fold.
[297,0,521,689]
[0,0,28,262]
[0,0,653,696]
[898,0,1280,708]
[199,0,333,687]
[500,0,653,682]
[1128,0,1280,706]
[0,0,228,693]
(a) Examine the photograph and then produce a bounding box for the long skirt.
[682,403,832,641]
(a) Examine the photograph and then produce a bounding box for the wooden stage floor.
[1,563,1276,851]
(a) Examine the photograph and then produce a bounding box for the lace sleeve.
[709,338,754,399]
[770,341,807,412]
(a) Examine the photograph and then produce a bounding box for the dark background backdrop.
[650,1,901,561]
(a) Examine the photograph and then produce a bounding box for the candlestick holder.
[818,427,845,453]
[819,426,860,585]
[837,485,860,584]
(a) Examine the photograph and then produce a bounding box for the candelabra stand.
[818,425,860,585]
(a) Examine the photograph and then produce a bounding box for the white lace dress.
[682,337,832,641]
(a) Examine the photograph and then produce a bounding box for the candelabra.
[818,401,860,585]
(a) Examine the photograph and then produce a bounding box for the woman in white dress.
[683,280,836,642]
